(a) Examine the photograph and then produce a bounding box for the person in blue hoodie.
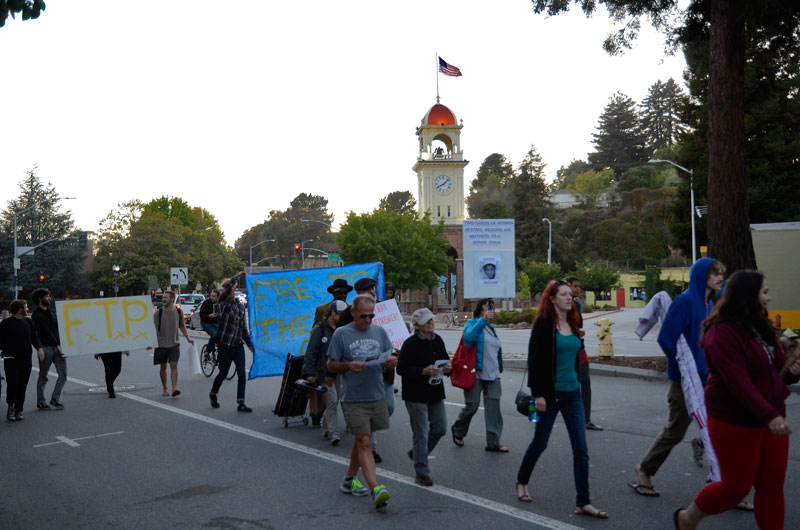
[631,257,725,497]
[450,299,507,452]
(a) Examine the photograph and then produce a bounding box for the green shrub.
[491,307,538,325]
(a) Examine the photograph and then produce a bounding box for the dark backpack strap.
[157,307,163,333]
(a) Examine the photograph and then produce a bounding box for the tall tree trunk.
[707,0,756,272]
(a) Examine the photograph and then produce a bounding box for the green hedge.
[490,307,538,325]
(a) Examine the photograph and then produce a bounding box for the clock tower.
[412,102,468,225]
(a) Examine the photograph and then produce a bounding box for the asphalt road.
[1,332,798,530]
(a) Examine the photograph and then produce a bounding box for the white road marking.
[60,373,585,530]
[34,431,124,448]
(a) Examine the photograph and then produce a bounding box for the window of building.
[447,205,451,216]
[596,290,612,301]
[437,205,441,217]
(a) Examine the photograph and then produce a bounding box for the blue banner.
[246,262,385,379]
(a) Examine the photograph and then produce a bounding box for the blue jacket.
[657,257,716,385]
[463,317,503,374]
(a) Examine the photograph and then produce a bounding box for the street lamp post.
[12,197,76,299]
[542,218,552,265]
[649,159,696,263]
[300,219,335,231]
[112,264,120,297]
[300,239,313,269]
[249,239,275,272]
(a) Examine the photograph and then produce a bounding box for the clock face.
[434,175,452,194]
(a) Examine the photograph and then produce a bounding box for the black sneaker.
[14,410,24,421]
[50,399,64,410]
[37,402,51,410]
[414,475,434,487]
[7,405,15,422]
[210,392,220,409]
[237,403,253,413]
[372,451,382,463]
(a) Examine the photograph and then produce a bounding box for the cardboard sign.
[56,296,156,356]
[372,298,410,352]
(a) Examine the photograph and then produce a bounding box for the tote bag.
[450,336,477,390]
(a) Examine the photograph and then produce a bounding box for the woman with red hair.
[515,280,608,519]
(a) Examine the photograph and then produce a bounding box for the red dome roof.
[422,103,456,126]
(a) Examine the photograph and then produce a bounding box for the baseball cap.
[411,308,435,327]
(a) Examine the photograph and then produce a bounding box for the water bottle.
[528,399,539,423]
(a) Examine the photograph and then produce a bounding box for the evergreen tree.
[589,92,648,175]
[466,153,514,219]
[531,0,800,272]
[641,78,688,151]
[510,146,552,260]
[0,168,87,300]
[379,191,417,216]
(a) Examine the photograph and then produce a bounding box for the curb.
[503,357,667,382]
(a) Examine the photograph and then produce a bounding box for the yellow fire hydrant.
[595,318,614,358]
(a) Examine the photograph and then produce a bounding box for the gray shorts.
[341,398,390,435]
[153,345,180,365]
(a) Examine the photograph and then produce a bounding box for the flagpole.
[435,53,440,103]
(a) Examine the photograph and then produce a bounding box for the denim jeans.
[202,323,218,350]
[211,343,246,402]
[37,345,67,404]
[516,389,590,507]
[406,400,447,476]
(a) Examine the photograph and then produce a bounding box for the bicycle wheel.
[200,344,216,377]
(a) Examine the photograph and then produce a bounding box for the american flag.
[438,57,462,77]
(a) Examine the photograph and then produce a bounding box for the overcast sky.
[0,1,687,246]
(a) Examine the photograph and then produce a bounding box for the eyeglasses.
[358,313,376,320]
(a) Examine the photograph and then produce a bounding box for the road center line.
[62,373,585,530]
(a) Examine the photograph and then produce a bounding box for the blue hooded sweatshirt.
[657,257,717,385]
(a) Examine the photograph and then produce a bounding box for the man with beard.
[0,299,43,421]
[31,288,67,410]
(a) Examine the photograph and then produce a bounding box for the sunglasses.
[358,313,376,320]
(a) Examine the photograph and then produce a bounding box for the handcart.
[273,353,310,428]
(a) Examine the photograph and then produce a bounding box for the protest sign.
[372,298,410,352]
[246,262,384,378]
[56,296,156,356]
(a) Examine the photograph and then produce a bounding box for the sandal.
[628,482,660,497]
[485,446,509,453]
[515,482,532,502]
[575,505,608,519]
[451,427,464,447]
[162,390,169,397]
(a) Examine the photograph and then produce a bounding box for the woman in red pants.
[675,271,800,530]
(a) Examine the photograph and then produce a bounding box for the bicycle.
[200,342,236,380]
[439,308,461,328]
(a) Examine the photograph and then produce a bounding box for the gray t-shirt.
[328,323,393,403]
[154,307,182,348]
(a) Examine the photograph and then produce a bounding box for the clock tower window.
[447,205,451,217]
[437,205,441,217]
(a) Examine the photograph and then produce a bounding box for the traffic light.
[78,231,88,250]
[39,273,45,284]
[293,243,301,257]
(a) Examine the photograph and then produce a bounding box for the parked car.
[177,293,205,327]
